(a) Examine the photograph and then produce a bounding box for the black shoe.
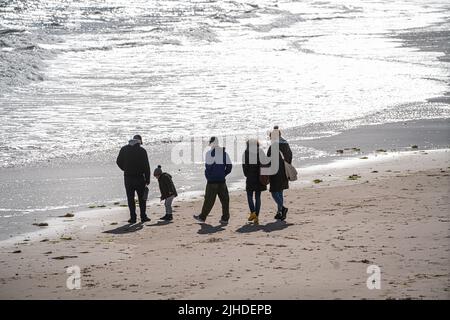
[128,218,137,224]
[193,215,205,224]
[141,217,151,223]
[274,212,282,220]
[281,207,288,221]
[160,214,173,221]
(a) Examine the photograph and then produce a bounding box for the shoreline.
[0,148,448,299]
[0,117,449,241]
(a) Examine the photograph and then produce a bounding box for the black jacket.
[267,138,292,192]
[157,173,178,200]
[242,148,267,192]
[116,144,151,184]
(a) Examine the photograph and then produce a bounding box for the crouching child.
[153,165,178,221]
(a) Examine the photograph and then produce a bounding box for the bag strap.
[278,145,291,163]
[279,149,285,161]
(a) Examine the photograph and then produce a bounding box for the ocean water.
[0,0,449,239]
[1,0,449,167]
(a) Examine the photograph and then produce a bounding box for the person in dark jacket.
[267,126,292,221]
[116,134,151,224]
[193,136,232,224]
[153,165,178,221]
[242,139,267,225]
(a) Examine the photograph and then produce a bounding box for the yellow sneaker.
[253,216,259,225]
[248,212,257,222]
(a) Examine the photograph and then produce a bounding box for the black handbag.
[259,165,270,186]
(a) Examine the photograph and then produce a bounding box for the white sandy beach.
[0,149,449,299]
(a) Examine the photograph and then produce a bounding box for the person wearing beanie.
[267,126,293,221]
[153,165,177,221]
[153,165,162,177]
[116,134,151,223]
[193,136,233,225]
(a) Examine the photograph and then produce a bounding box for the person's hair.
[246,138,260,149]
[209,136,219,147]
[269,127,281,139]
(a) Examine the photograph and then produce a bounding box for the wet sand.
[0,149,449,299]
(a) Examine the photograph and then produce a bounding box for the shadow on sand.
[235,221,294,234]
[146,220,173,227]
[103,223,144,234]
[197,223,226,235]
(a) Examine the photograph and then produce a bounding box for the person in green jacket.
[153,165,178,221]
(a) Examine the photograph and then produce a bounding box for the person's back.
[277,137,292,164]
[157,172,178,200]
[243,147,265,188]
[205,146,232,183]
[117,140,150,180]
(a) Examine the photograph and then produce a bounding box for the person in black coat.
[266,126,292,221]
[153,165,178,221]
[242,139,267,225]
[116,134,151,223]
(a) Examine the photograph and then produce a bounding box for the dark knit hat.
[153,165,162,176]
[133,135,142,144]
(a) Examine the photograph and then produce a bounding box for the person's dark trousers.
[124,175,148,221]
[199,182,230,221]
[246,190,261,216]
[271,191,283,213]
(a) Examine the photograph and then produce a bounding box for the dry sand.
[0,149,449,299]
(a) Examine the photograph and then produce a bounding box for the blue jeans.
[246,190,261,216]
[165,195,175,215]
[271,191,284,213]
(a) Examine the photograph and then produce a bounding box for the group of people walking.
[242,127,293,225]
[116,126,293,226]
